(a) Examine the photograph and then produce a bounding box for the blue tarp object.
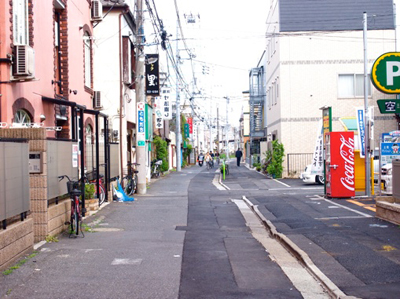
[113,180,134,202]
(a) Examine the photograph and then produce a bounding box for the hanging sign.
[187,117,193,134]
[155,108,163,129]
[145,54,160,96]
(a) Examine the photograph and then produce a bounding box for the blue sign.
[381,142,400,155]
[138,111,145,133]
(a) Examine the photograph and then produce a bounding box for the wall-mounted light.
[40,114,46,122]
[69,89,78,95]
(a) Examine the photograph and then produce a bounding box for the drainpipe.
[119,9,129,178]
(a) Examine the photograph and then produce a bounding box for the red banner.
[187,117,193,134]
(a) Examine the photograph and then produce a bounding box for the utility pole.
[363,12,371,197]
[175,20,181,172]
[225,97,229,159]
[135,0,147,194]
[217,106,220,153]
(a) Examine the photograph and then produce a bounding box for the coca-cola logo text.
[339,135,355,191]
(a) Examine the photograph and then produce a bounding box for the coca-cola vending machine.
[325,131,355,198]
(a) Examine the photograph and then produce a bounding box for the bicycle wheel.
[133,175,138,193]
[70,199,79,236]
[98,185,106,205]
[123,176,134,196]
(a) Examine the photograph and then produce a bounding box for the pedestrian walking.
[235,148,243,166]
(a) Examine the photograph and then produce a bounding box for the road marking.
[315,216,367,220]
[310,195,373,218]
[272,179,291,187]
[111,258,142,265]
[346,199,376,212]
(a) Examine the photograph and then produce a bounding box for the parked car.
[381,163,393,194]
[300,164,324,185]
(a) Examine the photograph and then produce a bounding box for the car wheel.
[316,175,324,185]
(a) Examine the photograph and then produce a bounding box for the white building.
[264,0,398,176]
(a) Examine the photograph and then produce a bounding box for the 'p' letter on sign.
[371,52,400,94]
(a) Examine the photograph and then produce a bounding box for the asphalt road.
[2,161,400,299]
[223,164,400,299]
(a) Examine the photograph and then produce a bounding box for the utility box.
[393,160,400,201]
[29,151,43,173]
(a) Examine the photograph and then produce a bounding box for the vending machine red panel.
[325,131,355,198]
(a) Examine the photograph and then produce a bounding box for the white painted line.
[321,198,373,218]
[111,258,142,265]
[315,216,367,220]
[273,179,291,187]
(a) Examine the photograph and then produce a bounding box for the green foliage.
[266,140,285,178]
[256,166,261,172]
[153,135,169,172]
[253,162,261,168]
[220,153,226,160]
[84,183,95,199]
[2,252,37,276]
[45,235,59,243]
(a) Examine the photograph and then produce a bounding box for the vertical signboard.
[155,108,163,129]
[184,123,190,138]
[356,107,365,158]
[137,102,146,147]
[145,54,160,96]
[162,88,172,120]
[187,117,193,134]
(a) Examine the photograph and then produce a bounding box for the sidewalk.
[0,166,202,299]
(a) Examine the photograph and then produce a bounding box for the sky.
[146,0,269,125]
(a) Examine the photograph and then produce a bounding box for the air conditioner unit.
[91,0,103,21]
[13,45,35,77]
[93,91,102,108]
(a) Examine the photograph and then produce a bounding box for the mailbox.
[29,151,43,173]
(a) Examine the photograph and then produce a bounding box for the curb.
[242,195,359,299]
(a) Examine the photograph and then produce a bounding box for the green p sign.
[371,52,400,94]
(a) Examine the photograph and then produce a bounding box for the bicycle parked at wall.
[121,162,139,196]
[151,159,162,178]
[83,168,106,206]
[58,175,84,238]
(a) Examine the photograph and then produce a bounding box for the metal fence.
[0,140,30,226]
[286,153,313,177]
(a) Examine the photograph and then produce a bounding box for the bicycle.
[151,159,162,178]
[58,175,84,238]
[206,160,213,170]
[121,162,139,196]
[84,168,106,206]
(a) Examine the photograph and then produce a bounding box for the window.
[14,109,31,124]
[338,74,371,98]
[13,0,28,45]
[84,32,92,88]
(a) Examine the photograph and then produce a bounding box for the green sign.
[371,52,400,94]
[377,99,400,114]
[184,123,190,138]
[138,140,145,146]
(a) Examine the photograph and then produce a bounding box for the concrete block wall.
[0,219,34,271]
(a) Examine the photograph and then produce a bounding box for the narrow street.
[2,162,400,298]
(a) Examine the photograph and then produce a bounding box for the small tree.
[267,140,285,178]
[153,135,169,172]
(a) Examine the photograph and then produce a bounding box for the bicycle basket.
[67,181,80,194]
[86,170,96,181]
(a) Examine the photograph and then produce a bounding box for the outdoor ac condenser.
[13,45,35,77]
[91,0,103,21]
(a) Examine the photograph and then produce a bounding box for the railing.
[286,153,313,178]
